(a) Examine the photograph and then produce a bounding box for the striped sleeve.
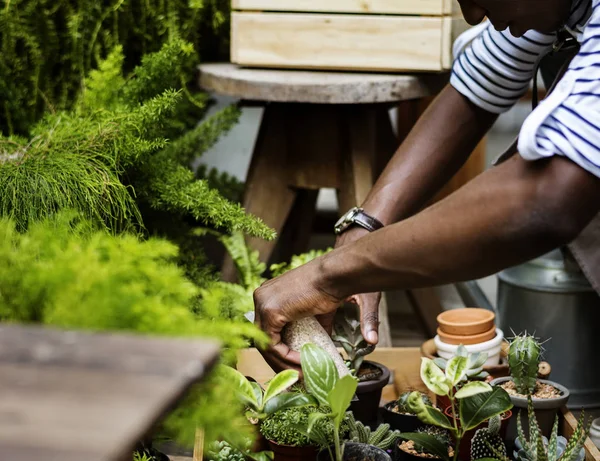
[519,0,600,178]
[450,23,555,114]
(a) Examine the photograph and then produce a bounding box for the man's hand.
[253,258,342,371]
[334,226,381,345]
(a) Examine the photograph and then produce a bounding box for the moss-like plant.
[260,405,340,447]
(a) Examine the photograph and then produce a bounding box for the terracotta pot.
[443,406,512,461]
[436,325,496,345]
[349,361,390,428]
[268,440,318,461]
[381,401,423,433]
[437,308,495,336]
[317,442,391,461]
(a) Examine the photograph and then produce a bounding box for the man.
[253,0,600,372]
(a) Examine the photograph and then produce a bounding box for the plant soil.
[398,441,454,459]
[358,364,383,382]
[501,380,561,399]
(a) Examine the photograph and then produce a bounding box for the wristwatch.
[334,207,384,235]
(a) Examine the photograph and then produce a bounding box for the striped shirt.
[450,0,600,177]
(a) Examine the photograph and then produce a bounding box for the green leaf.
[445,355,468,386]
[399,433,451,461]
[263,370,299,403]
[219,365,259,410]
[459,386,513,431]
[307,412,330,434]
[406,392,453,430]
[328,375,358,429]
[250,381,264,408]
[263,392,318,416]
[455,381,492,399]
[301,343,339,406]
[467,351,488,369]
[246,451,274,461]
[420,358,451,396]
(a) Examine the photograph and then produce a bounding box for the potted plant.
[490,333,570,443]
[333,316,390,427]
[259,404,335,461]
[512,396,588,461]
[395,426,453,460]
[382,391,432,432]
[298,343,391,461]
[399,352,513,461]
[345,412,401,453]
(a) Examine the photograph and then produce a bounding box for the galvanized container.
[496,249,600,409]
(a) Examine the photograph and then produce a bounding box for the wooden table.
[198,63,450,346]
[0,325,220,461]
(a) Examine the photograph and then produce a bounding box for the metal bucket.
[496,249,600,409]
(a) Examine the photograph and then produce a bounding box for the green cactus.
[470,415,508,460]
[345,412,400,450]
[509,333,541,395]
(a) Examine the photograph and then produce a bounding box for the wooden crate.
[236,347,600,461]
[230,0,469,72]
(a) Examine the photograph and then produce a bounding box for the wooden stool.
[198,64,449,346]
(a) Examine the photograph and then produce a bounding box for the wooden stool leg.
[337,105,395,347]
[221,104,298,282]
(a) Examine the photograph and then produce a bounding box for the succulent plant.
[433,345,489,382]
[345,412,400,450]
[333,316,375,373]
[396,391,433,414]
[514,396,588,461]
[470,415,507,460]
[509,333,542,395]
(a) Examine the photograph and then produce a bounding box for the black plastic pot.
[268,440,318,461]
[317,442,391,461]
[490,377,570,452]
[349,361,390,427]
[381,402,423,433]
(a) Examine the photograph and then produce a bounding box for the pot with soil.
[334,317,390,427]
[382,392,431,432]
[443,406,512,461]
[260,405,329,461]
[394,426,454,461]
[317,442,391,461]
[490,332,570,452]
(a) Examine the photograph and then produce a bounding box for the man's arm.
[254,153,600,368]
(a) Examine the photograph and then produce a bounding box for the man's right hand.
[333,226,382,345]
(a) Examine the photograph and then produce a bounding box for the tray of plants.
[225,337,600,461]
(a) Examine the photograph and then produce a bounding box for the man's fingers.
[358,293,380,345]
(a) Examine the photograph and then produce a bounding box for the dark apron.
[493,31,600,294]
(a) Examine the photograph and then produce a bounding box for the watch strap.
[352,210,384,233]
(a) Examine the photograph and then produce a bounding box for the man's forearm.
[321,155,600,298]
[361,84,498,225]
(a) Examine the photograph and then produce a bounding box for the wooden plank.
[231,12,453,72]
[561,407,600,461]
[232,0,451,16]
[0,325,220,461]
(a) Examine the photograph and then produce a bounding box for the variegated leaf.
[301,343,339,406]
[263,369,299,403]
[420,358,451,396]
